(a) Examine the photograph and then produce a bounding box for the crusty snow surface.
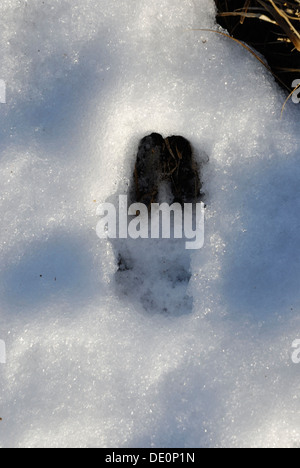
[0,0,299,448]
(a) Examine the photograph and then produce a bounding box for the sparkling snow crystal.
[0,0,299,448]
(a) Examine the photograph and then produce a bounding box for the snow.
[0,0,299,448]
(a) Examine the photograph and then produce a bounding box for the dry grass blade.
[240,0,252,24]
[214,0,300,112]
[281,81,300,116]
[257,0,300,51]
[273,66,300,71]
[218,11,277,24]
[190,28,292,91]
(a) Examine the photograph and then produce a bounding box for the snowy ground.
[0,0,299,448]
